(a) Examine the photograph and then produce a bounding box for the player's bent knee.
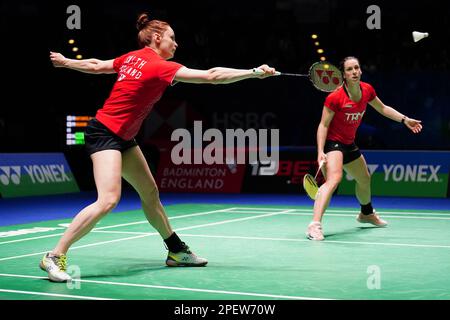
[97,195,121,213]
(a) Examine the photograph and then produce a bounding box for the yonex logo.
[0,165,71,186]
[346,164,442,183]
[0,166,21,185]
[346,165,379,181]
[315,69,341,86]
[384,164,441,182]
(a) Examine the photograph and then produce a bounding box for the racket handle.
[314,160,325,179]
[252,68,281,76]
[319,160,325,169]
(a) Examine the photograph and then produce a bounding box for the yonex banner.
[338,151,450,198]
[0,153,79,198]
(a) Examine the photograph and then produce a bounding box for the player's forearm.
[317,124,328,153]
[206,67,258,84]
[62,58,104,74]
[379,105,406,123]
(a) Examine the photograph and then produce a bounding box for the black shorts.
[324,140,361,164]
[84,118,138,156]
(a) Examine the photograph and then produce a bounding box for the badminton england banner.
[0,153,79,198]
[337,151,450,198]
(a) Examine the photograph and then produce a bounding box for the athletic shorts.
[324,140,361,164]
[84,118,138,156]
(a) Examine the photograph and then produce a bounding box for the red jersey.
[96,47,183,140]
[324,81,377,144]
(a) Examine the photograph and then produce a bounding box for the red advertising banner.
[156,149,246,193]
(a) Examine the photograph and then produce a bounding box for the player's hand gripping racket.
[255,61,343,92]
[303,160,325,200]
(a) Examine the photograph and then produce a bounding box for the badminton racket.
[303,160,325,200]
[255,61,343,92]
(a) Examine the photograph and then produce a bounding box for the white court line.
[91,231,450,250]
[0,210,293,262]
[230,211,450,220]
[231,207,450,216]
[92,207,238,231]
[0,233,66,246]
[0,288,116,300]
[93,230,148,235]
[0,207,236,246]
[176,233,450,249]
[0,273,333,300]
[2,206,447,247]
[0,234,152,262]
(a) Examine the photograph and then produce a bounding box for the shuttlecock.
[412,31,429,43]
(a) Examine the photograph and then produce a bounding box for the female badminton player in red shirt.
[41,13,277,282]
[306,56,422,241]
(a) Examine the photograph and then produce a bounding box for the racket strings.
[305,174,318,188]
[309,63,343,92]
[303,174,319,200]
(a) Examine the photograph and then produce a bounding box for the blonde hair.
[136,12,171,48]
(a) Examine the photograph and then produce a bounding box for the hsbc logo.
[0,166,21,185]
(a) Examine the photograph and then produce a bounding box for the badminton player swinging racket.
[306,56,422,241]
[41,12,277,282]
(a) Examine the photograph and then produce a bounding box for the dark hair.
[136,12,171,48]
[339,56,360,73]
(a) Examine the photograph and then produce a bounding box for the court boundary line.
[231,207,450,216]
[0,207,237,246]
[176,233,450,249]
[230,210,450,220]
[0,288,116,300]
[89,231,450,249]
[0,273,334,300]
[2,206,449,247]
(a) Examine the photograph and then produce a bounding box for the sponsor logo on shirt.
[344,110,365,122]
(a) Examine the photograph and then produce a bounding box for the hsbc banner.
[338,151,450,198]
[242,147,319,194]
[0,153,80,198]
[156,149,246,193]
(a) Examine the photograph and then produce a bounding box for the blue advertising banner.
[0,153,79,198]
[338,151,450,198]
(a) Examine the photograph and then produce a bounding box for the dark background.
[1,0,449,168]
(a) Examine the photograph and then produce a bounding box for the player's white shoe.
[357,211,388,227]
[39,253,72,282]
[166,243,208,267]
[306,221,324,241]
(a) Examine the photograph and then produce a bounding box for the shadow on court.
[324,226,380,239]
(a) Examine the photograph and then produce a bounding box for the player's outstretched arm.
[174,64,276,84]
[369,96,422,134]
[49,51,116,74]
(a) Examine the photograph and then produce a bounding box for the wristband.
[401,116,407,124]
